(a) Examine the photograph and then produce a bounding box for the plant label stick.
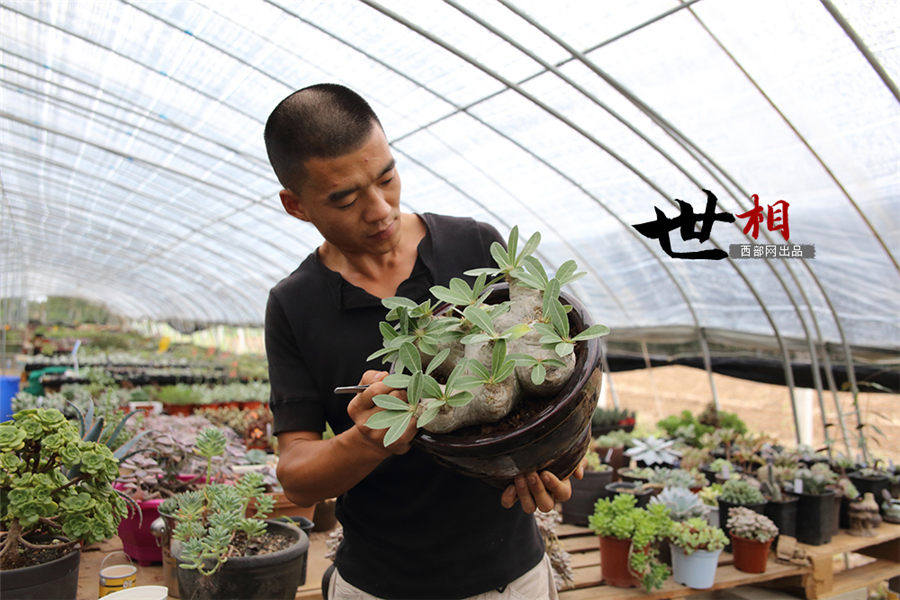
[722,464,730,479]
[794,478,803,494]
[605,448,613,463]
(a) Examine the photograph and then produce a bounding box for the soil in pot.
[562,469,614,526]
[617,468,650,484]
[0,543,80,600]
[731,535,772,573]
[764,495,798,540]
[598,536,639,588]
[174,520,308,600]
[796,491,836,545]
[670,544,721,589]
[605,482,653,508]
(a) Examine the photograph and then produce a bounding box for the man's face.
[280,125,402,256]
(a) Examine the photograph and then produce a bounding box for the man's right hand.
[347,370,418,457]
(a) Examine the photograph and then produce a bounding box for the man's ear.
[279,189,310,222]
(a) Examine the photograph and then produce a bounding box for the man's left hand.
[501,456,588,513]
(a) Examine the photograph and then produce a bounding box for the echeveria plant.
[669,518,728,554]
[0,408,126,569]
[365,226,609,443]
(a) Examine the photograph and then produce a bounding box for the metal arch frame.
[496,0,868,454]
[6,250,225,322]
[3,197,274,323]
[105,0,631,315]
[680,1,876,454]
[0,51,270,169]
[0,156,308,285]
[261,0,639,319]
[819,0,900,104]
[0,138,315,281]
[7,267,183,321]
[359,0,817,442]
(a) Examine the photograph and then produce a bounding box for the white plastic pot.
[670,544,721,589]
[101,585,169,600]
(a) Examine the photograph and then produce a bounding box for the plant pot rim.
[175,519,308,570]
[848,471,890,481]
[414,285,601,456]
[729,533,774,545]
[0,540,80,573]
[766,494,799,504]
[668,543,723,558]
[795,489,836,498]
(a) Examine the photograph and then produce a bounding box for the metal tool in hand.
[333,384,371,395]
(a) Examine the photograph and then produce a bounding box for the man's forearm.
[276,426,388,506]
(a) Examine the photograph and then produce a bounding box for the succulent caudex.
[364,227,610,443]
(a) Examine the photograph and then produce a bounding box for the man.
[264,83,579,599]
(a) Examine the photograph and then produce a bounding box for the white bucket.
[100,585,169,600]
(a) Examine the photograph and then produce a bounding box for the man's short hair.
[264,83,382,194]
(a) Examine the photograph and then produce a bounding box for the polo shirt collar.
[311,213,438,310]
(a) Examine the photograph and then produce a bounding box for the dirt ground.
[606,365,899,464]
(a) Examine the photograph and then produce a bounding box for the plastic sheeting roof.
[2,0,899,351]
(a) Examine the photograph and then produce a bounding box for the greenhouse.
[1,1,898,599]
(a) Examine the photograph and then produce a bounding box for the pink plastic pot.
[117,495,165,565]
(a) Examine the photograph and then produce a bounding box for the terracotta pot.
[599,535,639,588]
[312,497,338,532]
[731,534,772,573]
[162,404,192,417]
[413,285,603,487]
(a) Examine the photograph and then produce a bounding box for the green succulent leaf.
[372,394,410,411]
[531,363,547,385]
[425,348,451,376]
[573,324,610,341]
[382,373,411,389]
[383,411,414,447]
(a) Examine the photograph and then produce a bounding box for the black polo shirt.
[265,213,544,599]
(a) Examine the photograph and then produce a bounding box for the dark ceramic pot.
[414,285,603,487]
[605,481,654,508]
[561,468,614,526]
[0,542,80,600]
[173,520,309,600]
[848,472,891,514]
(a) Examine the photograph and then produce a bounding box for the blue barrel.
[1,375,19,422]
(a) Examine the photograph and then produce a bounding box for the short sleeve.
[264,292,326,435]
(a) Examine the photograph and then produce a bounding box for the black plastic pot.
[764,495,798,539]
[174,520,309,600]
[848,472,891,514]
[415,285,603,487]
[719,500,766,552]
[617,468,650,485]
[285,517,314,585]
[831,493,842,535]
[605,482,654,508]
[0,545,80,600]
[839,496,851,529]
[796,490,836,546]
[562,469,614,526]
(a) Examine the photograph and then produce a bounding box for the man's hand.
[501,455,589,513]
[347,370,418,457]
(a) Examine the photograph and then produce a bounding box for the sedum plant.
[669,518,728,554]
[726,506,778,542]
[719,479,765,505]
[365,226,609,443]
[0,408,126,569]
[166,428,275,576]
[651,487,708,522]
[698,484,722,508]
[588,494,672,591]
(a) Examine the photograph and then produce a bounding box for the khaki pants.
[327,554,560,600]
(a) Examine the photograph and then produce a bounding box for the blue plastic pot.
[670,544,721,589]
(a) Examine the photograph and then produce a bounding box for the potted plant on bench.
[1,408,126,600]
[727,506,779,573]
[165,428,309,600]
[668,517,727,589]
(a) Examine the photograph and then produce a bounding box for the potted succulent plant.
[617,466,654,484]
[702,458,738,485]
[605,481,655,507]
[717,479,766,550]
[646,467,706,492]
[789,466,838,545]
[0,408,127,600]
[668,517,728,589]
[849,465,893,514]
[698,485,721,528]
[727,506,779,573]
[593,429,633,474]
[561,449,614,526]
[588,493,672,591]
[650,487,709,523]
[759,463,798,539]
[165,428,309,600]
[364,227,609,485]
[626,436,680,468]
[156,385,203,417]
[590,406,635,437]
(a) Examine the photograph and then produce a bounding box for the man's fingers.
[575,456,588,480]
[501,484,517,509]
[527,472,556,512]
[515,475,536,514]
[541,471,572,503]
[359,370,388,385]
